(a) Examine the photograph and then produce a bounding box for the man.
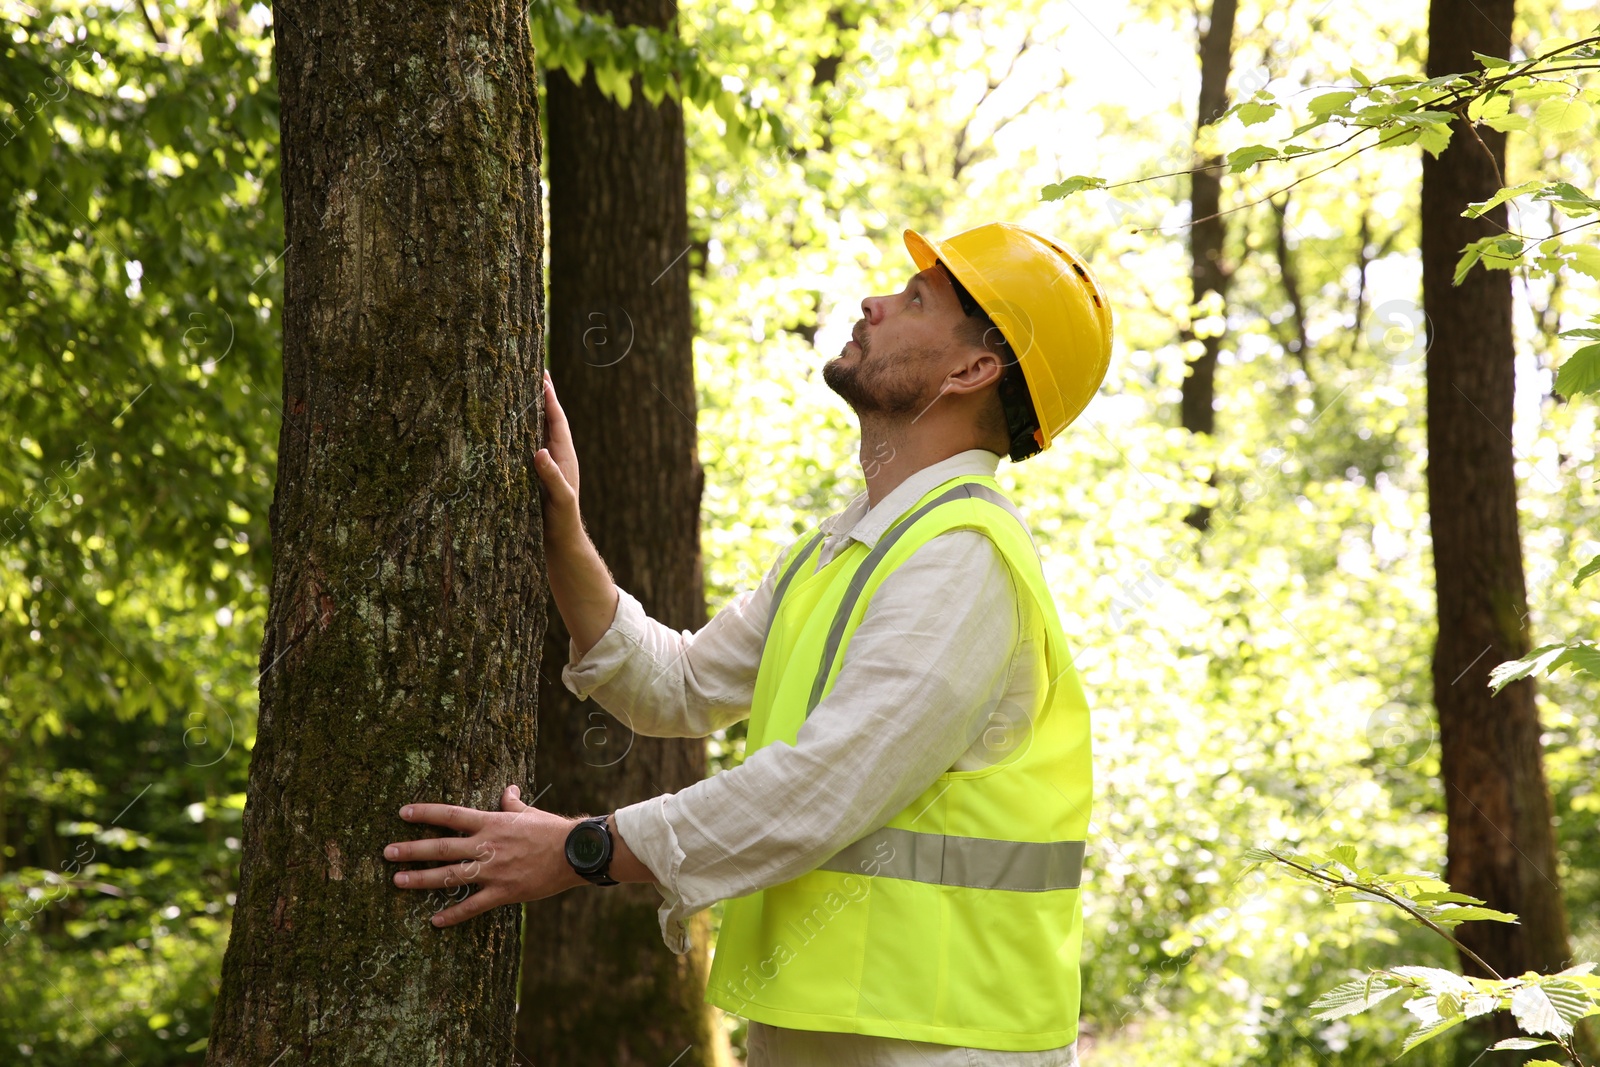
[384,222,1114,1064]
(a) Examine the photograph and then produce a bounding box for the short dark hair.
[939,264,1042,462]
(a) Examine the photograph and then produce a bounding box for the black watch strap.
[565,814,619,886]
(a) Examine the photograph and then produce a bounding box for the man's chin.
[821,358,868,411]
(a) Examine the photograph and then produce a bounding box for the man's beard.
[822,329,927,417]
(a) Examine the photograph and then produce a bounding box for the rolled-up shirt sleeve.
[614,529,1029,954]
[560,549,786,739]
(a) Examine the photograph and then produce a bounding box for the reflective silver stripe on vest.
[816,826,1084,891]
[805,482,1033,716]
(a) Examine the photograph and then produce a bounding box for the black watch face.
[567,822,609,870]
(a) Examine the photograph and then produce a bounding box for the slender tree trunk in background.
[207,3,544,1063]
[1182,0,1237,531]
[1421,0,1571,1005]
[515,0,715,1062]
[0,746,8,877]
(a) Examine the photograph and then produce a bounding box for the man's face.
[823,266,970,418]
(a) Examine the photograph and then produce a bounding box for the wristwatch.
[564,814,619,886]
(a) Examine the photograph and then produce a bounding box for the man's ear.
[943,347,1005,397]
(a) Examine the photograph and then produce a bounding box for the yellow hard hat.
[904,222,1114,456]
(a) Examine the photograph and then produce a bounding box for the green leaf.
[1432,905,1520,925]
[1490,1038,1556,1050]
[1539,979,1600,1027]
[1308,91,1357,116]
[1558,644,1600,680]
[1473,51,1514,68]
[1453,244,1485,285]
[1512,984,1572,1036]
[1517,82,1573,102]
[1568,246,1600,280]
[1489,643,1574,693]
[1463,180,1544,218]
[1226,145,1280,172]
[1573,553,1600,589]
[1469,93,1511,121]
[1534,98,1592,132]
[1481,237,1525,269]
[632,27,660,64]
[1535,35,1578,58]
[1392,966,1477,995]
[1533,182,1600,218]
[1481,112,1531,132]
[1040,176,1107,201]
[1312,976,1405,1020]
[1401,1013,1466,1052]
[1555,344,1600,396]
[1411,891,1487,905]
[1235,102,1280,125]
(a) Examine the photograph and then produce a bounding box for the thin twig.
[1143,126,1417,233]
[1265,850,1505,980]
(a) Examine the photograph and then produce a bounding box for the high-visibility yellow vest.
[705,473,1092,1052]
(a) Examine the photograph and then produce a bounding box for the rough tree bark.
[514,0,715,1062]
[1181,0,1237,532]
[207,2,545,1063]
[1421,0,1571,994]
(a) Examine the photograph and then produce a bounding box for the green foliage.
[1555,336,1600,398]
[528,0,784,145]
[1041,175,1107,200]
[1252,847,1600,1062]
[1243,846,1521,932]
[1491,641,1600,693]
[1039,27,1600,363]
[5,0,1600,1063]
[1,5,276,1056]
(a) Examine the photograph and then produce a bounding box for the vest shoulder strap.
[805,479,1041,717]
[765,527,826,634]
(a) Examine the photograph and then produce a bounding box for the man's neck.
[858,417,989,508]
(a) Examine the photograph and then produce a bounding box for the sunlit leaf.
[1308,91,1356,116]
[1226,145,1280,172]
[1555,345,1600,397]
[1312,976,1405,1020]
[1512,984,1571,1036]
[1040,176,1107,201]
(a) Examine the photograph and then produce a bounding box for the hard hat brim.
[904,228,943,274]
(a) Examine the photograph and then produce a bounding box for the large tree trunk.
[514,0,715,1062]
[207,3,545,1063]
[1182,0,1237,531]
[1421,0,1571,996]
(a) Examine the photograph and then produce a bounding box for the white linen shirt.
[561,448,1078,1066]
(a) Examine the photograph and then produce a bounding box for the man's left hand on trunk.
[383,784,585,927]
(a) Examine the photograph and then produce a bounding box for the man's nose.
[860,295,886,324]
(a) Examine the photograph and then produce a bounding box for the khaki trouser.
[746,1022,1081,1067]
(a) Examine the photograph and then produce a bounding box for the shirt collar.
[822,449,1002,550]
